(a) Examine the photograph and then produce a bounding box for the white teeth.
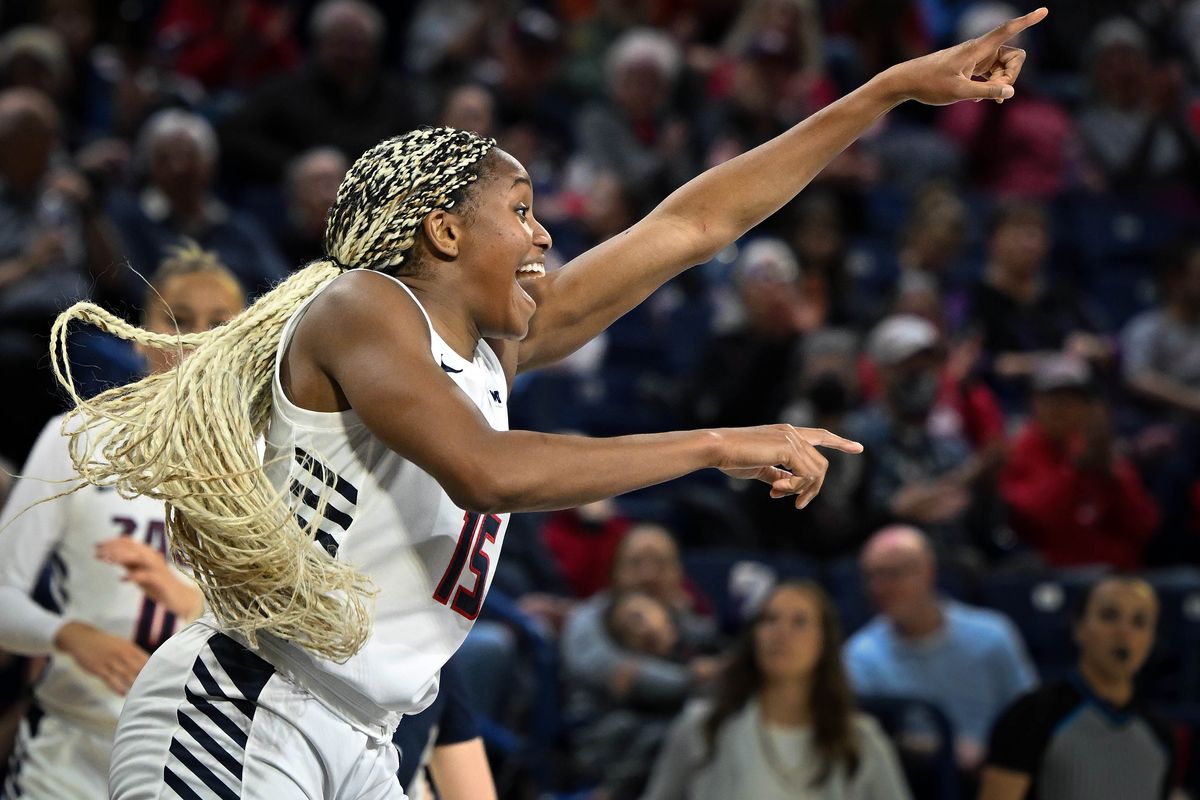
[517,263,545,276]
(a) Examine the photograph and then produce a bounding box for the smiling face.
[445,150,551,341]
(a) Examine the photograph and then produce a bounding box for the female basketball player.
[49,9,1046,799]
[0,244,245,799]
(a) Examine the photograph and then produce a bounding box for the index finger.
[981,7,1048,45]
[795,428,864,454]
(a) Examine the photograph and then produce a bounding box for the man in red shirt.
[1000,355,1158,568]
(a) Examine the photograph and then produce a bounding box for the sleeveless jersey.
[0,414,181,737]
[242,270,510,732]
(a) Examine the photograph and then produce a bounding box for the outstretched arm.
[299,272,861,514]
[516,8,1047,372]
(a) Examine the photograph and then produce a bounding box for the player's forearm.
[448,429,719,513]
[655,72,903,262]
[0,585,65,655]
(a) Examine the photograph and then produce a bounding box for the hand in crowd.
[890,481,972,525]
[880,8,1047,106]
[53,621,148,696]
[715,425,864,510]
[96,537,204,620]
[1071,405,1116,473]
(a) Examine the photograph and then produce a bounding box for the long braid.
[49,127,496,661]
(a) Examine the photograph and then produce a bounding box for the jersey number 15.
[433,512,501,620]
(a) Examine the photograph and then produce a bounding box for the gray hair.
[136,108,219,170]
[310,0,385,44]
[0,26,69,88]
[605,28,682,89]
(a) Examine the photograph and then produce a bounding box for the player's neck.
[400,274,481,361]
[758,681,812,727]
[1079,660,1134,707]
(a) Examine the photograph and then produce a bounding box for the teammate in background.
[979,576,1175,800]
[0,244,245,799]
[50,10,1047,799]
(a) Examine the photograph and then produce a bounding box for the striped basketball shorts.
[108,623,406,800]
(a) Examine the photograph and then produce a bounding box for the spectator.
[439,83,496,139]
[218,0,417,183]
[154,0,300,93]
[979,575,1175,800]
[0,87,124,464]
[1077,18,1200,194]
[643,580,911,800]
[574,28,694,198]
[1122,239,1200,561]
[279,146,347,267]
[686,238,822,431]
[940,3,1081,199]
[107,108,288,307]
[562,524,721,794]
[965,201,1108,412]
[848,314,990,556]
[999,355,1159,570]
[844,525,1036,773]
[542,498,633,599]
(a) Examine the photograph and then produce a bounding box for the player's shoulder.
[298,270,434,349]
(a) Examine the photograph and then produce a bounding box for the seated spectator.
[107,108,288,307]
[1000,355,1159,570]
[1122,239,1200,560]
[686,238,822,431]
[1077,18,1200,194]
[573,28,694,198]
[844,525,1036,773]
[562,524,721,796]
[154,0,300,93]
[979,575,1175,800]
[643,580,911,800]
[0,87,124,464]
[848,315,990,556]
[279,147,348,268]
[966,201,1108,413]
[218,0,418,183]
[542,498,633,599]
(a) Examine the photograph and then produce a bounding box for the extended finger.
[980,7,1048,47]
[796,428,864,454]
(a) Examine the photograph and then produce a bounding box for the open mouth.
[517,261,545,278]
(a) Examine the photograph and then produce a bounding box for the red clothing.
[541,510,632,598]
[157,0,300,91]
[1000,422,1159,569]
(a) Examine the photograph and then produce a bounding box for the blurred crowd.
[2,0,1200,797]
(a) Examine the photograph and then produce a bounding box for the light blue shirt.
[844,600,1037,745]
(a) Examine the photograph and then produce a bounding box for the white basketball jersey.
[0,415,181,736]
[244,270,510,732]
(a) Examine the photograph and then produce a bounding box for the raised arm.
[299,273,861,514]
[516,8,1047,371]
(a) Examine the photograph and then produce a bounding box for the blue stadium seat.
[857,694,959,800]
[682,549,818,634]
[977,571,1096,682]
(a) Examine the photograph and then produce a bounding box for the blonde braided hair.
[49,127,496,661]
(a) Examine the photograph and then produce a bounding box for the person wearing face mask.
[979,576,1176,800]
[848,314,993,559]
